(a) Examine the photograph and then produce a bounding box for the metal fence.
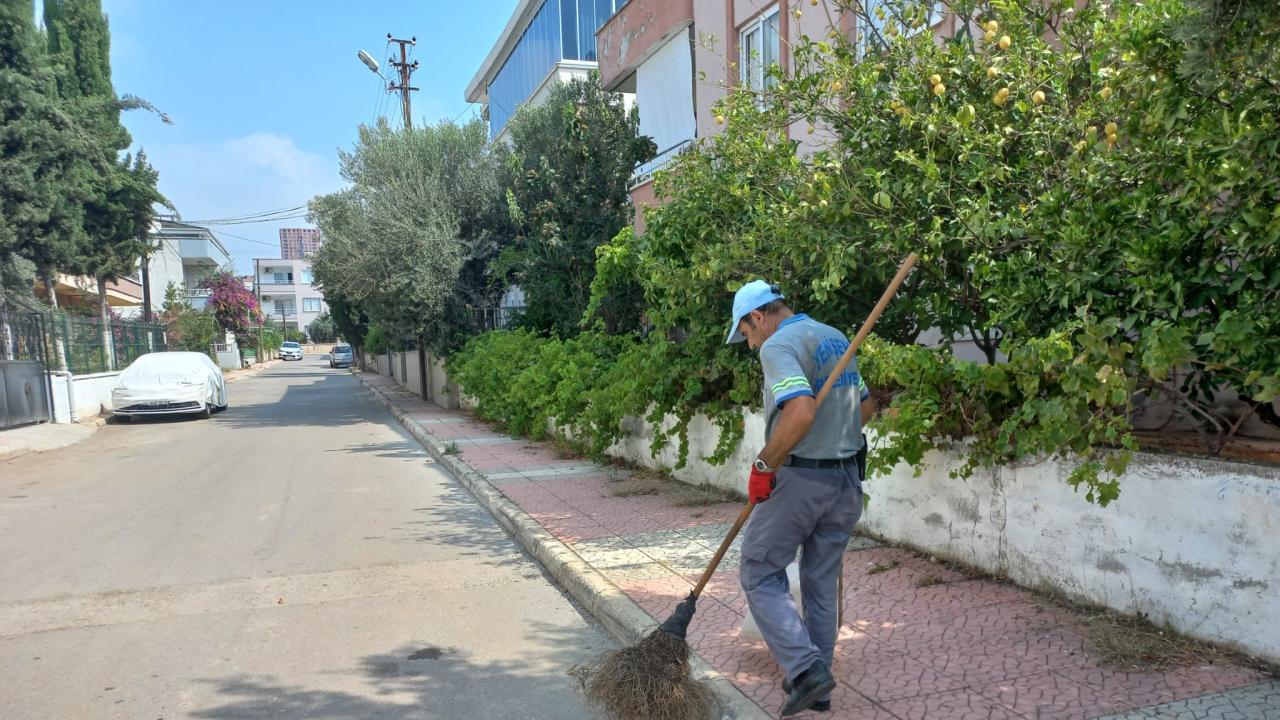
[44,313,168,375]
[1,308,49,366]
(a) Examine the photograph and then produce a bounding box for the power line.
[199,214,309,226]
[183,205,308,225]
[210,228,284,249]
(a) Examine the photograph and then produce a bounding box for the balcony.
[178,237,231,267]
[596,0,693,91]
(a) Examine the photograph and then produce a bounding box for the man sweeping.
[727,280,872,716]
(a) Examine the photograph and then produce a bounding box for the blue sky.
[93,0,518,272]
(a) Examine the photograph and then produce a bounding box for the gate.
[0,309,52,429]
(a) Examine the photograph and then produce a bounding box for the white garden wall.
[48,371,121,422]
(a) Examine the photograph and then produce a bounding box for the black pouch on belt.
[856,432,868,481]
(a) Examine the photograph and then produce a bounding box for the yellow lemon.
[715,114,725,125]
[1099,86,1113,100]
[985,20,999,33]
[993,88,1009,106]
[984,30,995,43]
[1032,90,1046,104]
[831,79,843,92]
[930,74,942,86]
[807,125,815,134]
[932,83,946,97]
[998,35,1011,50]
[1104,121,1118,135]
[987,66,999,79]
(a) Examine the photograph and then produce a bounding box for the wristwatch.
[753,458,775,473]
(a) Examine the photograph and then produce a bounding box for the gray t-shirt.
[760,313,868,459]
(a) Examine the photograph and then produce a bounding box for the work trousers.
[739,463,863,690]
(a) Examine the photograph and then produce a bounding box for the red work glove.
[748,466,776,504]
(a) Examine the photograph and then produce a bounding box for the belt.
[785,455,858,469]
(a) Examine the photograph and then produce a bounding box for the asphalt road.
[0,356,614,719]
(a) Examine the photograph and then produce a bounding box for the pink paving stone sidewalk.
[360,373,1275,720]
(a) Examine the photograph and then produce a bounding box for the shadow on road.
[190,620,612,719]
[214,372,381,430]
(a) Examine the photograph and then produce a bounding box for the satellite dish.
[357,49,379,74]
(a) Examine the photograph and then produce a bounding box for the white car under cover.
[112,352,228,419]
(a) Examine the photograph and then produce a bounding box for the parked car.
[111,352,228,421]
[329,344,354,368]
[279,341,303,361]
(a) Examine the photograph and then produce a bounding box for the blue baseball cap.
[726,280,784,344]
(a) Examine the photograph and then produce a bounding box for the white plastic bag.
[739,560,803,640]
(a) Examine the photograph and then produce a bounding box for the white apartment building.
[252,258,327,337]
[144,220,233,314]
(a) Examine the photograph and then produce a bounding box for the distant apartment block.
[279,228,324,259]
[252,258,326,337]
[467,0,626,142]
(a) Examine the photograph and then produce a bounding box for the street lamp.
[357,49,380,75]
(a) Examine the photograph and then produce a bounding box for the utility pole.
[387,34,419,129]
[140,252,152,323]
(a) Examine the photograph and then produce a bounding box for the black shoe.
[780,661,836,716]
[781,679,831,712]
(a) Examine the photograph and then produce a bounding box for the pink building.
[278,228,324,259]
[596,0,950,234]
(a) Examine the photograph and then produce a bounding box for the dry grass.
[866,560,900,575]
[606,468,741,507]
[1047,598,1243,672]
[608,474,664,497]
[665,483,741,507]
[914,574,943,587]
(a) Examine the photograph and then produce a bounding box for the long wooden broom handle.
[690,252,919,599]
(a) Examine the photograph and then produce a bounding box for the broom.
[575,253,919,720]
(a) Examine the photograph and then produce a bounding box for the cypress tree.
[0,0,92,338]
[43,0,167,367]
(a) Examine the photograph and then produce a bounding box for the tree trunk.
[97,275,115,371]
[42,269,69,372]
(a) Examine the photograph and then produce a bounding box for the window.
[740,7,781,94]
[303,298,322,312]
[272,272,293,284]
[302,269,313,284]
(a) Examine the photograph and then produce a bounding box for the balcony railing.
[630,138,693,189]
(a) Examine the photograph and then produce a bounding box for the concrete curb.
[356,374,770,720]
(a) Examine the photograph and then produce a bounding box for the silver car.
[329,344,354,368]
[112,352,228,421]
